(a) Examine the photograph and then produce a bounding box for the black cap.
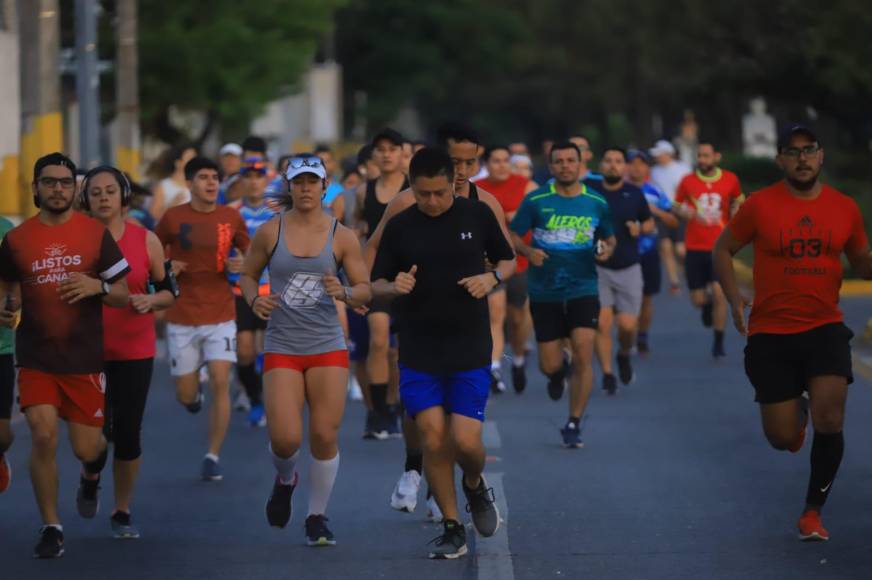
[371,128,405,147]
[777,125,820,152]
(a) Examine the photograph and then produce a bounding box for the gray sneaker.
[76,476,100,518]
[428,519,467,559]
[201,456,223,481]
[462,475,500,537]
[111,511,140,539]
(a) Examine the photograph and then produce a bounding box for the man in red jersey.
[476,145,537,393]
[0,153,131,559]
[674,140,743,357]
[715,126,872,542]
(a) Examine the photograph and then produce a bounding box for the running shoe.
[390,470,422,513]
[33,526,64,559]
[789,396,810,454]
[185,382,204,414]
[266,474,297,528]
[602,373,618,396]
[110,511,140,539]
[76,475,100,519]
[362,410,389,440]
[428,519,467,559]
[637,336,650,356]
[462,475,500,537]
[426,493,444,523]
[547,356,570,401]
[232,390,251,412]
[798,510,829,541]
[305,514,336,546]
[511,361,527,394]
[248,403,266,428]
[386,405,403,438]
[712,337,726,359]
[701,301,713,328]
[0,453,10,493]
[616,353,635,385]
[490,367,507,394]
[201,456,223,481]
[348,376,363,401]
[560,420,583,449]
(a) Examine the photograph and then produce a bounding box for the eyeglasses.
[288,156,324,170]
[780,144,820,158]
[38,177,75,189]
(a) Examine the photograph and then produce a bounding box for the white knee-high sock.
[270,444,300,485]
[308,453,340,516]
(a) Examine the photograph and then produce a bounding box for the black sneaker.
[76,475,100,518]
[701,302,713,328]
[490,367,507,394]
[616,353,634,385]
[547,358,570,401]
[266,474,297,528]
[362,410,376,439]
[305,514,336,546]
[602,373,617,396]
[386,405,403,438]
[462,475,500,537]
[428,519,468,559]
[560,420,583,448]
[511,361,527,393]
[110,511,140,539]
[185,383,204,414]
[33,526,64,559]
[712,340,726,358]
[637,337,650,356]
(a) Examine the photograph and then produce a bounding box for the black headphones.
[80,165,132,211]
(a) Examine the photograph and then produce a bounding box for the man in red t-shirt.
[476,145,537,392]
[714,126,872,542]
[674,141,743,357]
[0,153,131,559]
[156,157,250,482]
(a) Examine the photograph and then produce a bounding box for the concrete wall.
[0,18,20,217]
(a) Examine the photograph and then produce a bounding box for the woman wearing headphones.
[81,166,177,538]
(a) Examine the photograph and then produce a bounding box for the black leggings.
[0,354,14,420]
[103,358,153,461]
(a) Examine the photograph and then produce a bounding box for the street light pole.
[75,0,99,169]
[115,0,140,179]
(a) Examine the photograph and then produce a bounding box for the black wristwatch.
[99,280,110,296]
[491,270,502,285]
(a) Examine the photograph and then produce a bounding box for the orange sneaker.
[798,510,829,541]
[788,398,809,453]
[0,453,10,493]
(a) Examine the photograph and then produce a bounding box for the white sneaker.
[426,494,443,523]
[233,390,251,412]
[348,376,363,401]
[389,470,421,513]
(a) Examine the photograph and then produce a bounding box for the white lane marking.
[483,420,502,449]
[476,472,514,580]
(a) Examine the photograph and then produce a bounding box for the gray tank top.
[264,214,347,355]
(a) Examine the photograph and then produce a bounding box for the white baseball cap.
[219,143,243,157]
[649,139,676,157]
[284,154,327,181]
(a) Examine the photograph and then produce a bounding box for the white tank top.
[159,177,191,208]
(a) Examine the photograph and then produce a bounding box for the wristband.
[249,295,261,309]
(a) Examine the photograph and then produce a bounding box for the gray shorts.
[596,263,643,315]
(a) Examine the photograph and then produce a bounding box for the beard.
[41,196,74,214]
[556,176,579,188]
[786,167,820,191]
[603,174,623,185]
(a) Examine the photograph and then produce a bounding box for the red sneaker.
[0,453,10,493]
[798,510,829,542]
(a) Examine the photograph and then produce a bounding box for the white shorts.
[167,321,238,377]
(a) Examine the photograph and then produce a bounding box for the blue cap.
[777,125,819,152]
[627,149,652,165]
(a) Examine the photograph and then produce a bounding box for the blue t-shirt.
[510,183,613,302]
[228,200,276,288]
[638,182,671,255]
[585,179,651,270]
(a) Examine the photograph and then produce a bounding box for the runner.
[0,153,131,558]
[149,144,197,220]
[649,139,691,294]
[356,128,409,439]
[510,154,535,182]
[625,150,678,355]
[510,141,615,447]
[590,148,654,394]
[364,123,512,521]
[372,147,515,559]
[315,144,346,213]
[0,215,16,494]
[218,143,243,178]
[477,145,537,393]
[674,140,743,357]
[228,158,276,427]
[569,134,601,182]
[714,125,872,541]
[240,153,371,546]
[155,157,250,481]
[81,166,177,538]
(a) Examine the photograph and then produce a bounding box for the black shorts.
[368,296,393,316]
[0,353,13,420]
[640,251,662,296]
[744,323,854,405]
[530,296,600,343]
[236,295,267,332]
[685,250,714,291]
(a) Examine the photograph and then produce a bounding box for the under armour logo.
[179,223,193,250]
[461,232,472,240]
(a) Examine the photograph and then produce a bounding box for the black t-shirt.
[372,196,514,374]
[585,179,651,270]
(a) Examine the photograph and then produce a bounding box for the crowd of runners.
[0,122,869,560]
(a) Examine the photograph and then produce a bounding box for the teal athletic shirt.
[0,216,13,355]
[510,182,613,302]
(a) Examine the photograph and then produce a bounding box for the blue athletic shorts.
[399,365,490,421]
[348,311,398,362]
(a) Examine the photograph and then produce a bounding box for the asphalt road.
[3,293,872,580]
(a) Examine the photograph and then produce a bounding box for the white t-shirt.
[158,177,191,208]
[650,160,691,203]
